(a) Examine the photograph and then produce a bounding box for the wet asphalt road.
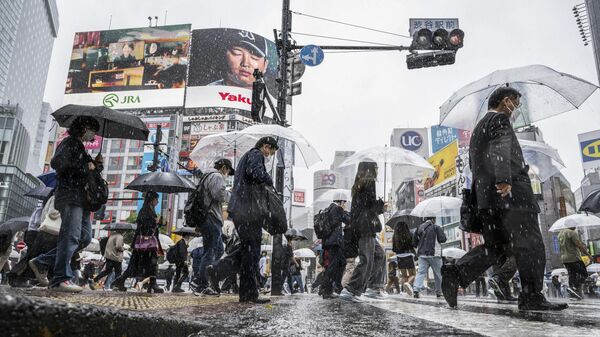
[3,285,600,337]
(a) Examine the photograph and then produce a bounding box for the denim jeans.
[34,205,91,287]
[414,256,443,295]
[197,217,224,288]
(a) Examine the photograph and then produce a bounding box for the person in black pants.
[441,87,567,311]
[227,137,278,303]
[164,265,174,291]
[321,199,350,299]
[172,234,190,293]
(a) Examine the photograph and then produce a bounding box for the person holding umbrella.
[29,117,102,293]
[227,136,278,303]
[340,162,386,302]
[112,191,164,293]
[320,197,350,299]
[441,87,568,311]
[558,219,592,300]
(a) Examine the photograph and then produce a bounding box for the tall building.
[0,0,59,174]
[31,102,52,172]
[0,104,39,222]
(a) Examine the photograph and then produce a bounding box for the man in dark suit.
[441,87,568,311]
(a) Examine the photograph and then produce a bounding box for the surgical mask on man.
[82,129,96,142]
[506,99,522,123]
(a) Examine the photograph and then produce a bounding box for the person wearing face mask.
[29,117,101,292]
[228,136,278,303]
[441,87,568,311]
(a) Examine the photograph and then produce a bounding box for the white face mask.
[506,99,522,123]
[83,130,96,142]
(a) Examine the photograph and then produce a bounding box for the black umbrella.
[51,104,149,142]
[0,216,30,232]
[580,189,600,213]
[25,185,54,200]
[385,209,417,229]
[172,226,198,236]
[285,228,308,241]
[102,222,137,231]
[125,171,196,194]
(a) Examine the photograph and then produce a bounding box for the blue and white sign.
[431,125,459,153]
[579,129,600,170]
[300,45,324,67]
[400,131,423,151]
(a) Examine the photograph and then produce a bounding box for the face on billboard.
[186,28,279,111]
[65,25,191,108]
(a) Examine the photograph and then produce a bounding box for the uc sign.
[401,131,423,151]
[581,138,600,162]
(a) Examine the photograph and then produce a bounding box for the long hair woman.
[392,221,417,295]
[340,162,386,302]
[112,191,164,293]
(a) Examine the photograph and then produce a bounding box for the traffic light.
[406,50,455,69]
[410,28,464,51]
[285,51,305,104]
[251,78,265,123]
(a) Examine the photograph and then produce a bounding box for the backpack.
[99,236,109,256]
[184,173,215,228]
[166,246,179,263]
[314,205,334,240]
[84,169,109,212]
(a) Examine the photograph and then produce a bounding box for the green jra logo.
[102,93,141,107]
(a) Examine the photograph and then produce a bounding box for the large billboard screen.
[424,140,458,190]
[64,24,191,109]
[186,28,279,111]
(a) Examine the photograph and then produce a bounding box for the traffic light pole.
[270,0,292,297]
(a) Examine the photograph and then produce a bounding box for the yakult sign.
[390,128,429,158]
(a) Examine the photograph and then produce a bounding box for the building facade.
[0,0,58,175]
[586,0,600,84]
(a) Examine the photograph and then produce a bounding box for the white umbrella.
[551,268,568,277]
[313,189,351,211]
[189,131,259,170]
[85,238,100,252]
[587,264,600,273]
[294,248,316,258]
[442,247,467,259]
[238,124,322,168]
[519,139,565,182]
[159,234,174,249]
[411,196,462,218]
[548,214,600,232]
[440,64,598,131]
[261,244,273,252]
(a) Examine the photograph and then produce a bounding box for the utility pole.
[150,124,161,172]
[271,0,292,296]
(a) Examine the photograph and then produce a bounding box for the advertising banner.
[431,125,471,153]
[64,24,191,109]
[179,116,232,172]
[579,130,600,170]
[424,140,458,190]
[55,127,103,150]
[390,128,429,158]
[293,189,306,206]
[186,28,279,111]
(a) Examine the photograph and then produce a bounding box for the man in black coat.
[441,87,568,311]
[227,136,278,303]
[172,234,190,293]
[29,117,101,293]
[321,199,350,299]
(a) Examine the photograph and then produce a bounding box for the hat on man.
[214,158,235,176]
[223,29,268,58]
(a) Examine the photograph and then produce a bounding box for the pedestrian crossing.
[362,294,600,337]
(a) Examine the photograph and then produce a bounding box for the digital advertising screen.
[64,24,191,109]
[186,28,279,111]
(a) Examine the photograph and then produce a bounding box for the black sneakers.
[518,293,568,311]
[441,264,461,308]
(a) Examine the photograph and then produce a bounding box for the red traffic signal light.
[448,29,465,49]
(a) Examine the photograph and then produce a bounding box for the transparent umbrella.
[548,213,600,232]
[339,146,434,199]
[189,131,259,170]
[159,234,175,249]
[294,248,316,258]
[442,247,467,259]
[440,64,598,130]
[519,139,565,182]
[410,196,462,218]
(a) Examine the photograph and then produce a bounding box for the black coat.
[50,135,93,211]
[324,203,350,247]
[136,203,159,237]
[413,220,447,257]
[469,111,540,212]
[350,178,384,237]
[174,239,188,264]
[228,148,273,227]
